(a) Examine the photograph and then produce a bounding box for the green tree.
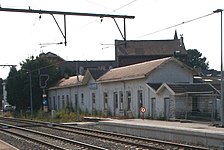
[6,55,62,112]
[186,49,209,70]
[6,66,24,109]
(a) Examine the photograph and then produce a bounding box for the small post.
[140,106,146,120]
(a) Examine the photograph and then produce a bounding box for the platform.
[96,119,224,149]
[0,140,18,150]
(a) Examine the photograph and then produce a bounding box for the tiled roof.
[115,39,186,56]
[167,83,219,94]
[97,57,172,82]
[48,75,84,90]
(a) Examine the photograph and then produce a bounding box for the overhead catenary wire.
[5,59,66,81]
[75,0,138,30]
[111,0,137,13]
[137,12,215,38]
[101,10,217,49]
[1,1,137,80]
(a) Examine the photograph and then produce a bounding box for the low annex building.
[147,83,220,120]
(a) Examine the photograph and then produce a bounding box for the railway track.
[0,117,209,150]
[0,122,107,150]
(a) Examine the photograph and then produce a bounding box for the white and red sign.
[140,107,146,113]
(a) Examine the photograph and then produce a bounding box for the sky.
[0,0,223,79]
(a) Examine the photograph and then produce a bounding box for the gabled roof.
[97,57,195,83]
[155,83,220,95]
[115,38,186,56]
[48,75,84,90]
[147,83,162,92]
[82,69,109,85]
[88,69,108,80]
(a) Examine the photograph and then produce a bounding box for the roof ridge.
[112,57,171,71]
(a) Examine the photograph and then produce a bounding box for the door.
[91,93,96,114]
[164,98,170,120]
[137,90,143,118]
[113,92,118,116]
[151,98,156,119]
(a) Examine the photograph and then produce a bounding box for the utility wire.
[5,59,66,80]
[76,0,137,30]
[85,0,113,11]
[112,0,137,13]
[137,12,215,38]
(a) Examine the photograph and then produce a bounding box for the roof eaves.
[146,83,157,93]
[156,83,175,95]
[97,75,145,83]
[208,83,221,94]
[48,82,83,90]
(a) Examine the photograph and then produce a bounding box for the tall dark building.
[115,31,187,67]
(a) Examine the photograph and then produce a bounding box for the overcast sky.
[0,0,223,79]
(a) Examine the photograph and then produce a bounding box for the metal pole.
[220,10,224,127]
[0,7,135,19]
[29,72,33,118]
[76,61,80,121]
[214,9,224,127]
[64,15,67,46]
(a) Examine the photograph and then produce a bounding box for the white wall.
[98,79,150,118]
[48,60,194,119]
[48,75,98,114]
[148,62,193,83]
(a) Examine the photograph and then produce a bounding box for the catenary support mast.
[0,7,135,46]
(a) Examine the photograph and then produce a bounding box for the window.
[126,91,131,111]
[81,93,84,105]
[53,96,56,110]
[192,97,198,112]
[58,96,60,109]
[113,92,118,109]
[75,94,78,107]
[62,95,65,107]
[119,91,124,110]
[103,92,108,109]
[92,93,96,104]
[66,95,69,107]
[138,90,143,108]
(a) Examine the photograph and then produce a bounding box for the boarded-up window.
[104,92,108,109]
[81,93,84,105]
[127,91,131,110]
[138,90,143,108]
[119,91,124,110]
[114,92,118,109]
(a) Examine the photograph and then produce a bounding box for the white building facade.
[48,57,197,119]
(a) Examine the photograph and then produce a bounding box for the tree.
[5,67,21,108]
[186,49,209,70]
[6,55,62,112]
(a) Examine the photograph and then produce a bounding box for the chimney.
[174,30,178,40]
[180,34,184,47]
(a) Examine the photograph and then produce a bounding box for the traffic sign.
[43,100,47,105]
[140,107,146,113]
